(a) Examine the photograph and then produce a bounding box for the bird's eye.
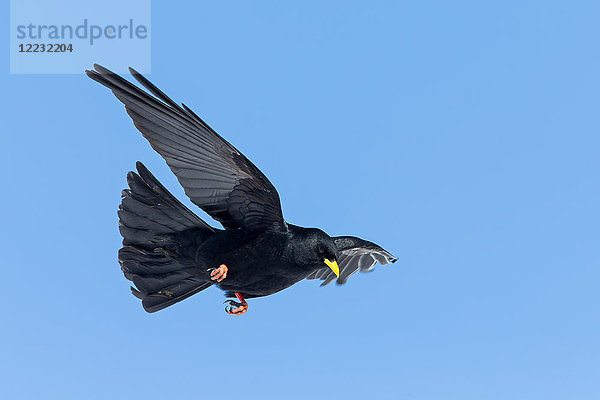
[317,244,325,255]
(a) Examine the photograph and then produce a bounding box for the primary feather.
[86,64,284,232]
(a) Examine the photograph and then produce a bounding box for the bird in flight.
[86,64,397,315]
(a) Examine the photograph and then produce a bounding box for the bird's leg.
[206,266,248,315]
[224,292,248,315]
[207,264,228,282]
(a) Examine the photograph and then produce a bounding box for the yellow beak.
[324,258,339,277]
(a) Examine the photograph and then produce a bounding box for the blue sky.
[2,1,599,399]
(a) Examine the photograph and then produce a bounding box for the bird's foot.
[208,264,228,282]
[224,300,248,315]
[224,293,248,315]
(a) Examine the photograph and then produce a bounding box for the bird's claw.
[207,264,228,282]
[224,299,248,315]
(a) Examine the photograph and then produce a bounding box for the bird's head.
[291,228,340,277]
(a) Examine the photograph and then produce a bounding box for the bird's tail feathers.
[119,161,214,243]
[118,162,214,312]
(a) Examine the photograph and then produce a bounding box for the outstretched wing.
[307,236,397,286]
[87,64,285,231]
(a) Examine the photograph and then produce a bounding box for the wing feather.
[87,64,285,231]
[309,236,397,286]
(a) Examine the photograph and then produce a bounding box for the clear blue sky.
[2,2,599,399]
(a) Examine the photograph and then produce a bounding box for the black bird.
[86,64,397,315]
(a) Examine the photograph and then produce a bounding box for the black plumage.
[87,64,397,314]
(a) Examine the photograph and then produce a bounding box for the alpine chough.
[86,64,397,315]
